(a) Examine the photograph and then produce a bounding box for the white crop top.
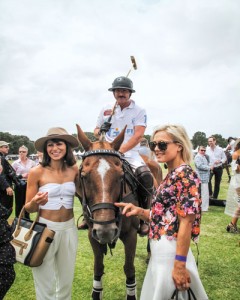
[39,182,76,210]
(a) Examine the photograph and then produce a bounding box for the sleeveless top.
[39,182,76,210]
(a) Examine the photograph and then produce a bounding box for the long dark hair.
[41,139,76,168]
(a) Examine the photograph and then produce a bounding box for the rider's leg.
[135,165,154,236]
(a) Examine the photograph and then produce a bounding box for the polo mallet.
[126,56,137,78]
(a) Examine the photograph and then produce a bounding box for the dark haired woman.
[25,127,79,300]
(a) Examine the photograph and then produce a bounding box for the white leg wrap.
[126,281,137,297]
[92,279,103,300]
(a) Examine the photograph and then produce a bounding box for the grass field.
[5,165,240,300]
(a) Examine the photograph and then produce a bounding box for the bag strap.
[170,289,178,300]
[188,288,197,300]
[170,288,197,300]
[15,206,40,236]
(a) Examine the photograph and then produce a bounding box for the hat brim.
[108,87,135,93]
[35,134,79,152]
[233,138,240,149]
[0,142,10,147]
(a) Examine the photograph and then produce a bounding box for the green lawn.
[5,166,240,299]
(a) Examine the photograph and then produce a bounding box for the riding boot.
[135,166,154,236]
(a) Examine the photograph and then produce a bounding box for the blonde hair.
[151,124,193,164]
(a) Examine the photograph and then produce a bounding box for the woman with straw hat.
[25,127,79,300]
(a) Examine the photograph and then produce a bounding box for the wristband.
[175,255,187,262]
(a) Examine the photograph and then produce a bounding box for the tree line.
[0,130,232,155]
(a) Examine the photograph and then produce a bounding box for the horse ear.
[110,125,127,151]
[76,124,92,151]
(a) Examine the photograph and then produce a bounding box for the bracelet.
[175,255,187,262]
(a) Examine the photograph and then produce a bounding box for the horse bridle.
[79,150,125,237]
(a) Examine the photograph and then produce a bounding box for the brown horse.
[75,124,161,300]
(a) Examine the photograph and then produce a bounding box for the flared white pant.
[32,217,78,300]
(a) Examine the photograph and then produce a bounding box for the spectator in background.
[206,136,227,199]
[0,141,14,210]
[0,203,16,299]
[12,145,36,219]
[226,137,236,155]
[225,139,240,233]
[194,146,211,212]
[139,138,152,159]
[35,151,43,165]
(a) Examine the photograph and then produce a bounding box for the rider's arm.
[119,125,145,154]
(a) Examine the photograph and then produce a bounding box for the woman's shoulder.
[29,164,44,176]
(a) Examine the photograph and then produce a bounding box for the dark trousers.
[0,244,16,300]
[0,192,13,211]
[14,183,29,219]
[208,166,223,199]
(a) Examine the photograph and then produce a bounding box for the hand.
[0,165,3,174]
[32,191,48,206]
[172,261,191,291]
[6,187,13,196]
[115,202,141,217]
[99,122,112,134]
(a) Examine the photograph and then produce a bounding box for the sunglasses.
[149,140,177,151]
[19,151,27,153]
[200,149,206,152]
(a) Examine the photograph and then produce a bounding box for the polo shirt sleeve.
[133,108,147,128]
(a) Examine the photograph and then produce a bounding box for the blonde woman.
[116,124,208,300]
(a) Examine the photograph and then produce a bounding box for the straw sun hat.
[35,127,79,152]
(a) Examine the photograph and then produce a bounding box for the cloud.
[0,0,239,142]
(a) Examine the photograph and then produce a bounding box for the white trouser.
[32,217,78,300]
[124,150,146,171]
[201,183,209,212]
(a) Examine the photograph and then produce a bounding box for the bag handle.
[170,288,197,300]
[14,206,40,239]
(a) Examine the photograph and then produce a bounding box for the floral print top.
[149,164,201,243]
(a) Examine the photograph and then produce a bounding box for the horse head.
[76,124,127,244]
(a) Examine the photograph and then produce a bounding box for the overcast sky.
[0,0,239,142]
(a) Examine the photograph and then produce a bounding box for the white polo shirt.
[96,100,147,168]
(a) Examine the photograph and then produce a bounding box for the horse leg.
[121,228,138,300]
[89,233,106,300]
